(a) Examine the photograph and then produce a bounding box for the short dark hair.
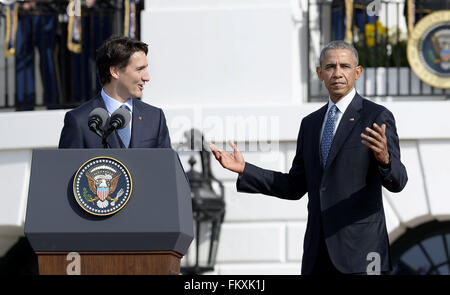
[319,40,359,66]
[96,36,148,86]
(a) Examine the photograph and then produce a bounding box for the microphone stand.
[102,111,129,149]
[102,135,111,149]
[89,123,110,148]
[102,129,114,149]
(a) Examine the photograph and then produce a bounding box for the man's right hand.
[210,141,245,174]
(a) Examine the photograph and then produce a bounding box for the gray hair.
[319,40,359,66]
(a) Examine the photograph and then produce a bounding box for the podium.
[24,149,194,275]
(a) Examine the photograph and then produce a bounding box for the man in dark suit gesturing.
[210,41,407,275]
[59,36,171,149]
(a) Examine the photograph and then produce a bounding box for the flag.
[5,3,18,58]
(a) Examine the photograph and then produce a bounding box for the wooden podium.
[37,251,182,275]
[25,149,194,275]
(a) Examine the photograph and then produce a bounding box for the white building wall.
[141,0,305,107]
[0,0,449,274]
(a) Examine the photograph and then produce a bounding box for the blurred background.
[0,0,450,275]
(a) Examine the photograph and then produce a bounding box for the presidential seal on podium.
[73,157,133,216]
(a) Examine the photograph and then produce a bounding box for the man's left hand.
[361,123,390,166]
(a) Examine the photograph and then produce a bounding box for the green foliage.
[353,22,409,67]
[83,187,94,202]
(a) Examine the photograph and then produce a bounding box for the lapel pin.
[349,118,355,121]
[138,116,142,120]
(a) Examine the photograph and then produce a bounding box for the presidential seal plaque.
[73,157,133,216]
[407,11,450,89]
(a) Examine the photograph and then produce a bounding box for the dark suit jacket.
[236,93,407,274]
[58,94,171,149]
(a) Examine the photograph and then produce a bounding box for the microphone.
[88,108,109,138]
[108,107,131,132]
[102,107,131,148]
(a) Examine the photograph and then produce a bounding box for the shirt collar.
[101,88,133,115]
[327,88,356,114]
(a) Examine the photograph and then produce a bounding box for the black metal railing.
[307,0,450,101]
[0,0,143,111]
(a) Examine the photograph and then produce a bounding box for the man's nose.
[142,69,150,82]
[332,66,343,78]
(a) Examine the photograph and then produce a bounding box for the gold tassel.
[67,0,82,53]
[344,0,354,43]
[407,0,415,36]
[124,0,137,38]
[5,3,18,58]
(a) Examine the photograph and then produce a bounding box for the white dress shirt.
[101,88,133,115]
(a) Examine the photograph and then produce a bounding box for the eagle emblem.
[86,171,121,209]
[73,157,132,216]
[430,29,450,71]
[407,11,450,89]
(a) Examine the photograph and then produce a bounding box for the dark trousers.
[70,15,112,103]
[15,14,60,110]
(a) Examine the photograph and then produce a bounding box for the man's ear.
[355,65,363,80]
[109,66,120,80]
[316,66,323,81]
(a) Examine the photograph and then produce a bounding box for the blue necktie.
[117,104,131,148]
[321,105,337,168]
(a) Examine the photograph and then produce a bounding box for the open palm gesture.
[210,141,245,174]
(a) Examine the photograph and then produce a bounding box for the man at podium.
[58,36,171,149]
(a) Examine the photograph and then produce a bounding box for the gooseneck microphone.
[87,107,131,149]
[107,107,132,132]
[88,108,109,138]
[101,107,132,148]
